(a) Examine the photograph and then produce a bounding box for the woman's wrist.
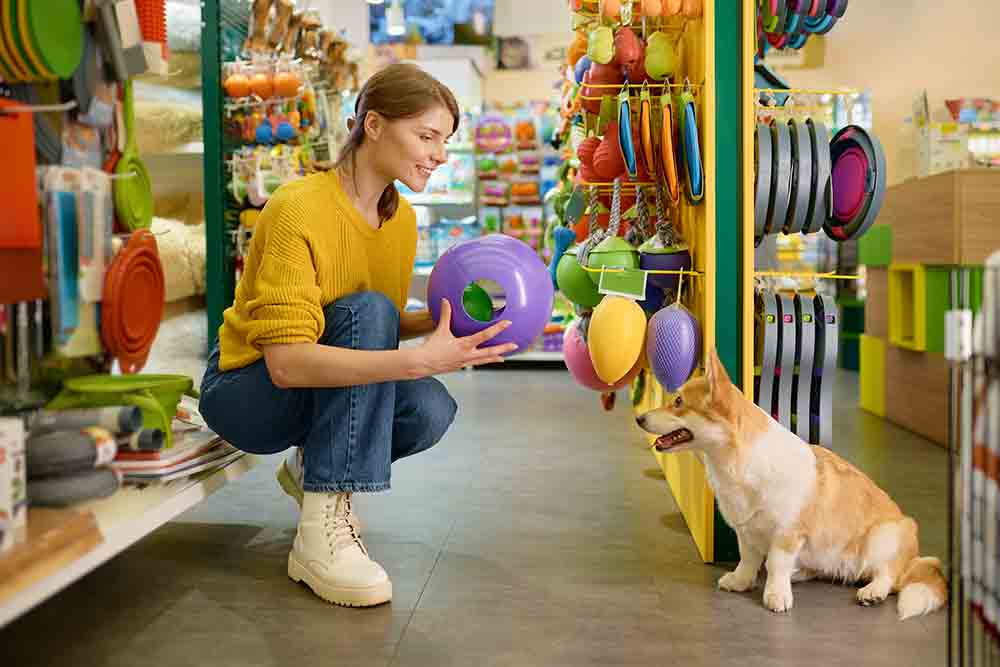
[398,346,430,380]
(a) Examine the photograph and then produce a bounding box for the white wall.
[494,0,567,36]
[771,0,1000,185]
[299,0,370,48]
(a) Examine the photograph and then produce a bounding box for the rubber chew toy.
[427,234,554,354]
[776,293,796,431]
[813,294,838,447]
[268,0,295,49]
[793,293,816,443]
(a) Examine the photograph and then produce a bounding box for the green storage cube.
[858,224,892,267]
[838,298,865,334]
[923,266,984,353]
[839,332,860,371]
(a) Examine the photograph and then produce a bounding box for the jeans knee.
[423,381,458,444]
[322,291,400,351]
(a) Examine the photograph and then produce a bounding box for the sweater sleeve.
[244,200,325,349]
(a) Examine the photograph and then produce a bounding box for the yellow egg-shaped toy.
[588,296,647,385]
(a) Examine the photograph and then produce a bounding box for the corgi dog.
[635,349,947,620]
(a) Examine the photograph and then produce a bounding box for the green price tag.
[598,267,649,301]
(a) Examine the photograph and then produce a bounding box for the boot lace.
[323,493,367,556]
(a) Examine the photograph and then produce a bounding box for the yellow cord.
[754,270,862,281]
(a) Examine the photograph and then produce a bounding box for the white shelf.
[0,452,258,629]
[406,193,476,206]
[510,351,564,362]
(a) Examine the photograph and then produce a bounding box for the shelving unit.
[627,1,742,563]
[0,453,257,629]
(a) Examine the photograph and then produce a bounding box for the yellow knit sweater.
[217,170,417,371]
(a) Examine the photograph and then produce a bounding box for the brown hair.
[334,63,460,223]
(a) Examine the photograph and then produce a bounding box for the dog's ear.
[705,348,732,396]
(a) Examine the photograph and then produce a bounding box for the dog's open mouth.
[654,429,694,451]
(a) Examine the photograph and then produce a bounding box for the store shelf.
[511,351,564,362]
[0,452,257,629]
[406,193,476,206]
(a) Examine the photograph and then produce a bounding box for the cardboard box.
[0,417,27,552]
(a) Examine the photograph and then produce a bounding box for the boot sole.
[287,552,392,607]
[276,461,304,508]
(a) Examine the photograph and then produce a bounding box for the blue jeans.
[199,291,458,493]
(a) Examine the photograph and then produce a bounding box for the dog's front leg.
[763,537,803,613]
[719,532,764,592]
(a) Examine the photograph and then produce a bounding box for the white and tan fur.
[636,349,947,620]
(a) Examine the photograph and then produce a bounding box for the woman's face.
[370,104,454,192]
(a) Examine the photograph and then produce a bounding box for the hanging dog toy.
[583,177,639,285]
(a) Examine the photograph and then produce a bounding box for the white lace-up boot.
[287,491,391,607]
[277,448,360,532]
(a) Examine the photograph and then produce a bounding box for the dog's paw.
[763,586,794,613]
[718,571,755,592]
[856,580,891,607]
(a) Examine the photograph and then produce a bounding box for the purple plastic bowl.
[831,145,868,222]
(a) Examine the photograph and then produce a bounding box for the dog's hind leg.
[857,518,918,607]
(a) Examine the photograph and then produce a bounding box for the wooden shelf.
[879,169,1000,265]
[0,452,257,629]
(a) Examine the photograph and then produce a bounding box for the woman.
[199,64,515,608]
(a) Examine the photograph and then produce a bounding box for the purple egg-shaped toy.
[427,234,555,355]
[646,303,702,392]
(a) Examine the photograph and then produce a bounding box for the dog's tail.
[897,556,948,620]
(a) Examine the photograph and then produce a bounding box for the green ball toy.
[556,246,604,309]
[586,236,639,286]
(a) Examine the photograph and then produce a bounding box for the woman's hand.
[415,299,518,375]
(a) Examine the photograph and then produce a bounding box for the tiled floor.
[1,311,948,666]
